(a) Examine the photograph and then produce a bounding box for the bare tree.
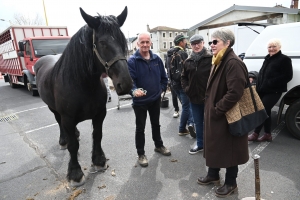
[11,13,45,25]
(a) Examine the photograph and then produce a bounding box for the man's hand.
[134,89,147,97]
[249,77,253,84]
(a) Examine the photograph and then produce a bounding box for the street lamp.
[0,19,11,24]
[0,19,11,32]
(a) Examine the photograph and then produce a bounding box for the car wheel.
[285,99,300,140]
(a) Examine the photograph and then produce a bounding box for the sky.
[0,0,294,37]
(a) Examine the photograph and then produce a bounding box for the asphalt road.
[0,80,299,200]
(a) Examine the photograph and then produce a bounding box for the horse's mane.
[51,14,128,88]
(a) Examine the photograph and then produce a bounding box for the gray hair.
[267,38,282,49]
[211,28,235,47]
[137,32,151,42]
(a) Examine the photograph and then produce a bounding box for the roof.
[189,4,299,31]
[128,37,137,43]
[149,26,187,32]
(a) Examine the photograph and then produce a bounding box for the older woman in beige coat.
[197,28,249,198]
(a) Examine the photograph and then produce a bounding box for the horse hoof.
[60,144,68,150]
[70,176,86,187]
[89,164,108,174]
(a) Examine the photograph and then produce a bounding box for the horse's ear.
[117,6,127,27]
[80,7,100,29]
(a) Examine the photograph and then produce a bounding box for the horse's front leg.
[48,107,80,150]
[90,109,107,173]
[61,117,85,187]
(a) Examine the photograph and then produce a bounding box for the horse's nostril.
[117,83,123,91]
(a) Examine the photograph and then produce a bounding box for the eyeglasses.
[208,40,218,46]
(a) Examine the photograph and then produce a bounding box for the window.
[180,32,183,35]
[169,32,172,37]
[170,42,172,48]
[162,32,166,37]
[163,42,167,49]
[151,44,153,49]
[175,32,178,36]
[32,39,70,57]
[150,34,152,38]
[25,41,31,56]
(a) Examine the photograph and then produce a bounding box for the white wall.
[196,21,266,56]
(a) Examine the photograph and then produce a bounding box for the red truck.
[0,25,71,95]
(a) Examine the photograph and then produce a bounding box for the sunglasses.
[208,40,218,46]
[191,41,202,46]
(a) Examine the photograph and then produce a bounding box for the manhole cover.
[0,114,18,122]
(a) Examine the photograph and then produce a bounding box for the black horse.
[34,7,132,186]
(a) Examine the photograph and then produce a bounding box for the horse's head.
[80,7,132,95]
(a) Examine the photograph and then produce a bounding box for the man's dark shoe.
[257,133,272,142]
[178,129,189,136]
[215,184,238,197]
[189,146,203,155]
[188,125,196,138]
[197,176,220,185]
[248,132,259,141]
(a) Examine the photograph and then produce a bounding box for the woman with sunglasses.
[248,38,293,142]
[197,28,249,198]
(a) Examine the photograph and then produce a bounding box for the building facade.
[189,4,299,56]
[147,25,188,61]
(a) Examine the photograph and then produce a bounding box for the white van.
[243,22,300,139]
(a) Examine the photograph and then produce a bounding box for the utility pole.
[42,0,49,26]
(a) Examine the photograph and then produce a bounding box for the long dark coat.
[204,48,249,168]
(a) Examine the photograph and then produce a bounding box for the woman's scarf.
[212,47,227,66]
[191,47,206,62]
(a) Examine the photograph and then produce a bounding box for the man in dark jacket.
[182,34,212,154]
[128,32,171,167]
[166,34,195,137]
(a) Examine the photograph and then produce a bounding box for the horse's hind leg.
[90,109,107,173]
[61,116,85,187]
[48,107,80,150]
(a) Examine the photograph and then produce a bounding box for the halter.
[93,29,127,74]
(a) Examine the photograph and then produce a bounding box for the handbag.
[225,77,268,137]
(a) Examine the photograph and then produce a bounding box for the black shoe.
[188,125,196,138]
[215,184,238,197]
[189,146,203,155]
[197,176,220,185]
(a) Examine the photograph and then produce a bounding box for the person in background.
[128,32,171,168]
[170,84,180,118]
[103,77,112,102]
[181,34,212,154]
[248,38,293,142]
[165,56,180,118]
[166,34,195,137]
[248,71,259,85]
[197,28,249,198]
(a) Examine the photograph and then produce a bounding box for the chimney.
[147,24,150,32]
[294,0,299,8]
[291,0,299,8]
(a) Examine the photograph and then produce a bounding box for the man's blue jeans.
[190,103,204,148]
[174,88,193,132]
